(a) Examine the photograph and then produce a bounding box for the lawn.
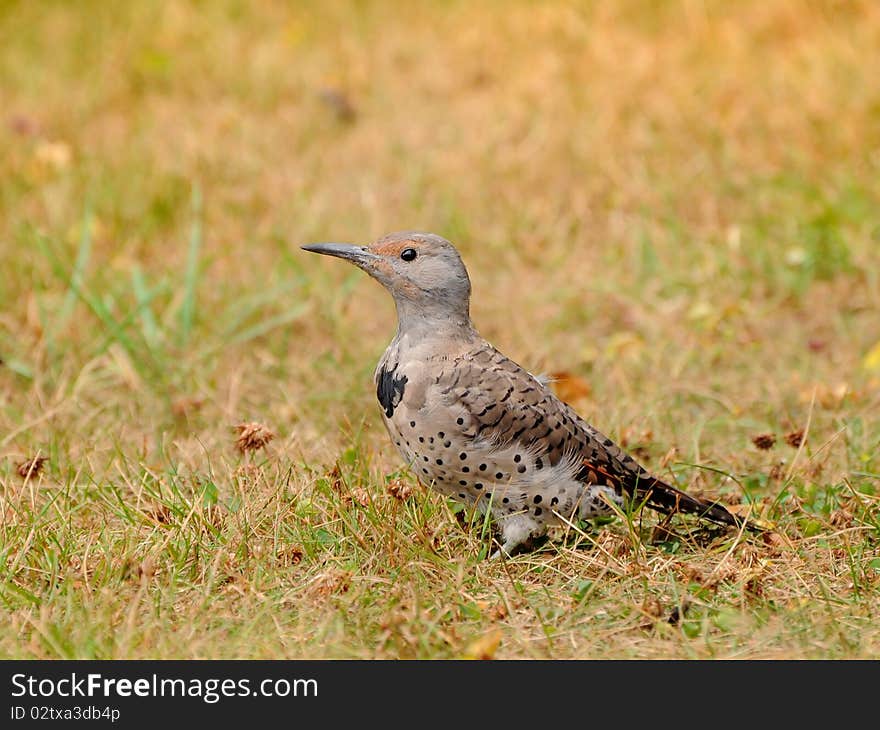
[1,0,879,658]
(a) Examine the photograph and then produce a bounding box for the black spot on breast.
[377,364,408,418]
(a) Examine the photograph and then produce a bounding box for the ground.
[1,0,879,658]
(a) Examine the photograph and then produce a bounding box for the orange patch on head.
[370,239,417,257]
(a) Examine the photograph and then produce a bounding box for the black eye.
[400,248,417,262]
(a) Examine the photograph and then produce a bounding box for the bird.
[303,231,741,555]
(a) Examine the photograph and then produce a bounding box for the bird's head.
[302,231,472,329]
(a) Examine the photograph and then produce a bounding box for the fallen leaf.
[604,331,644,357]
[829,509,854,528]
[172,396,205,418]
[311,569,351,598]
[864,341,880,372]
[761,531,788,550]
[386,478,414,501]
[317,87,357,122]
[798,382,848,408]
[234,422,275,453]
[642,597,663,619]
[17,455,48,479]
[34,139,71,169]
[461,629,502,660]
[659,446,678,469]
[549,371,591,403]
[726,503,777,531]
[751,433,776,450]
[143,504,173,524]
[8,113,39,136]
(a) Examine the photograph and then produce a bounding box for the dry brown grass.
[1,0,878,658]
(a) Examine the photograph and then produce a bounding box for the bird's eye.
[400,248,417,262]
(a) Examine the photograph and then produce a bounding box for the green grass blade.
[131,265,160,348]
[46,209,92,350]
[179,185,202,347]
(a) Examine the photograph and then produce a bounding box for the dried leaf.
[726,503,777,531]
[143,504,173,524]
[138,558,157,580]
[462,629,502,660]
[864,341,880,372]
[751,433,776,450]
[829,509,854,528]
[311,569,351,598]
[17,455,48,479]
[349,487,370,507]
[642,597,663,619]
[172,396,204,418]
[317,87,357,122]
[277,546,303,567]
[761,531,788,550]
[798,382,848,408]
[549,371,591,403]
[659,446,678,469]
[234,422,275,453]
[386,478,414,501]
[34,139,71,169]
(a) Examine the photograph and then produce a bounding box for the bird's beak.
[301,243,377,264]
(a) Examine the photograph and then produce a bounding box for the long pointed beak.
[301,243,376,263]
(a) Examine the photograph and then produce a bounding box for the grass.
[1,0,879,659]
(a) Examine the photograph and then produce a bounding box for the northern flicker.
[303,232,740,555]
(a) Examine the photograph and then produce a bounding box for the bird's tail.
[630,474,744,529]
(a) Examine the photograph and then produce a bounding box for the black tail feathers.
[631,475,744,529]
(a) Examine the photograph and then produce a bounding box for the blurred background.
[1,0,879,660]
[1,0,878,467]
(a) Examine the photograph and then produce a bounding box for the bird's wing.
[428,341,647,491]
[428,341,741,527]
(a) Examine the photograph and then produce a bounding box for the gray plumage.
[303,231,739,554]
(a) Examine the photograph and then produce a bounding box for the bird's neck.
[392,297,476,347]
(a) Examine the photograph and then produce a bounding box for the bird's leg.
[576,484,624,519]
[491,513,544,559]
